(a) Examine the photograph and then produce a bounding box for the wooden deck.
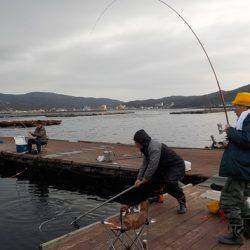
[0,137,223,180]
[1,137,239,249]
[40,185,249,250]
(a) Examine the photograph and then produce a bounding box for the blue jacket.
[219,114,250,180]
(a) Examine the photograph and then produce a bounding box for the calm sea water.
[0,177,120,250]
[0,110,237,250]
[0,109,236,147]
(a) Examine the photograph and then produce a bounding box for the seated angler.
[123,129,187,214]
[27,121,48,154]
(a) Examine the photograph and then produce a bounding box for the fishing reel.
[217,123,224,134]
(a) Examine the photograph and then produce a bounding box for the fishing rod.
[0,101,29,129]
[70,185,135,227]
[157,0,229,125]
[39,186,135,231]
[90,0,230,125]
[90,0,119,35]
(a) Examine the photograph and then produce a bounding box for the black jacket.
[137,139,185,182]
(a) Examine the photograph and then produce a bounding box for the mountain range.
[126,84,250,108]
[0,84,249,110]
[0,92,121,110]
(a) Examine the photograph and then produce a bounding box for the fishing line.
[90,0,229,124]
[39,209,68,232]
[38,208,101,232]
[0,102,28,129]
[39,218,57,232]
[90,0,119,35]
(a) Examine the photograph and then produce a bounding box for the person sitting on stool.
[28,121,48,154]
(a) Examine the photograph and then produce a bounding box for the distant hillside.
[0,84,249,111]
[126,84,250,108]
[0,92,122,110]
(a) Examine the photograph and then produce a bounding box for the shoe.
[148,195,163,204]
[244,219,250,239]
[218,224,244,245]
[177,201,187,214]
[210,183,223,191]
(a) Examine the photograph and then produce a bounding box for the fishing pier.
[41,185,249,250]
[0,137,222,182]
[1,137,242,249]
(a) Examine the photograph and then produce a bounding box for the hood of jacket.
[134,129,151,156]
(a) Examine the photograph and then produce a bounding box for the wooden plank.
[150,205,209,249]
[190,218,227,250]
[212,244,240,250]
[165,216,223,249]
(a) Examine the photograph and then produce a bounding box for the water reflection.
[0,176,120,250]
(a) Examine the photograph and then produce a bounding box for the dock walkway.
[40,185,249,250]
[0,137,223,180]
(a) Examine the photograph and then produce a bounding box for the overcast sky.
[0,0,249,101]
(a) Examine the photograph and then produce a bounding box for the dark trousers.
[121,181,185,206]
[27,138,45,153]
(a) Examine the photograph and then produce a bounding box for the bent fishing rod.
[91,0,230,125]
[70,185,135,226]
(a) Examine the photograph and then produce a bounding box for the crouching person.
[218,92,250,246]
[27,121,48,154]
[123,129,187,214]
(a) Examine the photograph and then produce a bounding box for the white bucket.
[14,136,27,145]
[184,161,192,172]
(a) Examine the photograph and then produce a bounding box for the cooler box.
[14,136,28,153]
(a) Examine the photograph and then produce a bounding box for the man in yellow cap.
[218,92,250,245]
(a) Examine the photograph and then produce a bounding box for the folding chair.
[102,201,152,250]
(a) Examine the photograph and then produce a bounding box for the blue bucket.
[16,144,28,153]
[14,136,28,153]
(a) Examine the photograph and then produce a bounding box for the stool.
[102,201,154,249]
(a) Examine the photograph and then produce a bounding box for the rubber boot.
[177,198,187,214]
[244,219,250,239]
[218,224,244,245]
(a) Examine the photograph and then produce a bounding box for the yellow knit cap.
[232,92,250,107]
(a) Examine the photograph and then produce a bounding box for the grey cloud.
[0,0,249,100]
